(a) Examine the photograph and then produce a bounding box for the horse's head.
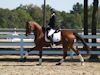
[25,21,35,36]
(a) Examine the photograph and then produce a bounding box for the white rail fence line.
[0,34,35,59]
[0,33,100,60]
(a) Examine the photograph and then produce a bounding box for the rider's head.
[50,8,55,14]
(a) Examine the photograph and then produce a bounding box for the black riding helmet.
[50,8,55,14]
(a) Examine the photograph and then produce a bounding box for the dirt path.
[0,55,99,75]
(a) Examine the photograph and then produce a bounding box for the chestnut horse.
[25,21,89,65]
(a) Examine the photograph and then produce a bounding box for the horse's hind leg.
[56,44,68,65]
[71,46,84,65]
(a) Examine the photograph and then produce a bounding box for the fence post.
[20,34,24,60]
[70,49,74,59]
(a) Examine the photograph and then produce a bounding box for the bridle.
[26,22,32,36]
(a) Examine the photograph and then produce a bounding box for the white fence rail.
[0,31,100,60]
[0,34,35,59]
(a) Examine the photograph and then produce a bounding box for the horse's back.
[61,29,75,39]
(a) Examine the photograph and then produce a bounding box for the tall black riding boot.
[48,36,54,46]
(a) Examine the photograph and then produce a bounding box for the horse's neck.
[34,23,42,33]
[34,23,41,30]
[34,23,43,39]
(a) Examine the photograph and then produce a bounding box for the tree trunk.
[83,0,88,42]
[43,0,46,27]
[89,0,99,59]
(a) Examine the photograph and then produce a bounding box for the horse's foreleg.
[37,49,42,65]
[71,46,84,65]
[24,51,29,59]
[24,46,37,59]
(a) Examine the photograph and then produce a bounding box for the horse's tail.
[73,32,90,53]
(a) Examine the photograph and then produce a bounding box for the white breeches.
[48,29,55,36]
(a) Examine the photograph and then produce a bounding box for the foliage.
[0,3,100,29]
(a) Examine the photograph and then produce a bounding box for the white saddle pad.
[45,31,61,42]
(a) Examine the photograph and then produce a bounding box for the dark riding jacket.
[48,13,56,29]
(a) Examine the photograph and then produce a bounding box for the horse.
[25,20,90,65]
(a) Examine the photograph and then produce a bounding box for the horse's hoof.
[37,63,42,66]
[19,58,25,62]
[56,63,61,65]
[23,57,27,60]
[81,62,84,66]
[22,57,27,62]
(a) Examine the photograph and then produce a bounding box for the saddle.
[44,27,61,42]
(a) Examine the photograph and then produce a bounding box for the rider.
[48,8,56,46]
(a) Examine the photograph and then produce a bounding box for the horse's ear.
[26,21,32,26]
[26,19,32,25]
[26,21,29,25]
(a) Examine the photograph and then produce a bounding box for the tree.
[26,4,43,25]
[15,8,32,28]
[0,3,100,29]
[90,0,99,59]
[83,0,88,42]
[70,2,83,14]
[0,8,13,28]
